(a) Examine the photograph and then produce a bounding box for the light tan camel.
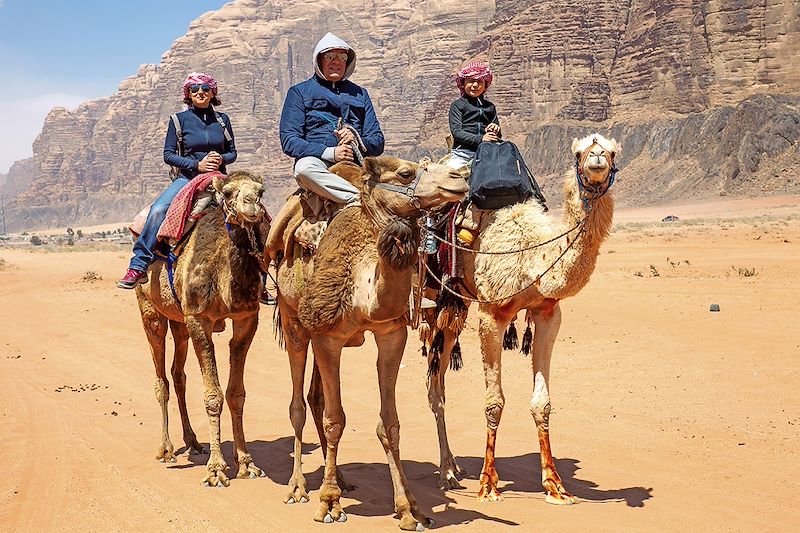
[268,156,468,530]
[135,170,269,487]
[425,133,619,502]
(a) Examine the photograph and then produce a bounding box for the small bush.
[83,271,102,282]
[30,235,43,246]
[649,264,660,277]
[732,265,757,277]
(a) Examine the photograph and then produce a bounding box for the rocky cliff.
[3,0,799,231]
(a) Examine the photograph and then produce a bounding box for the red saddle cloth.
[156,171,225,242]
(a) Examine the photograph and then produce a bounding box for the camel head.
[214,170,266,224]
[572,133,620,189]
[360,156,468,218]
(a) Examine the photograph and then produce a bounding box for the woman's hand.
[486,123,501,135]
[198,151,222,172]
[482,130,500,142]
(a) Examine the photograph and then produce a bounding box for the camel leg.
[530,303,575,504]
[477,307,510,502]
[186,315,229,487]
[140,308,175,463]
[308,361,357,494]
[309,336,348,524]
[427,328,465,490]
[281,300,312,504]
[168,320,204,455]
[227,312,264,480]
[376,326,432,531]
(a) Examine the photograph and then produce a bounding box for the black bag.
[469,141,547,210]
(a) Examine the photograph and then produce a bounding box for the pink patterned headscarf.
[182,72,218,99]
[455,61,493,95]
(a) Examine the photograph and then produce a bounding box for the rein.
[421,216,589,305]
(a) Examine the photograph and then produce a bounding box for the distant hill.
[2,0,799,231]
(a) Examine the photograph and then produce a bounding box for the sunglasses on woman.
[189,83,212,93]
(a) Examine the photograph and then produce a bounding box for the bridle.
[221,194,268,271]
[366,160,429,209]
[575,137,617,206]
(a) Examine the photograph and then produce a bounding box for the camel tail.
[273,305,286,351]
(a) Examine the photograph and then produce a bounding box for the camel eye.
[397,167,414,179]
[222,185,235,198]
[256,186,265,198]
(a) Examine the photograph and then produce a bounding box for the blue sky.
[0,0,228,173]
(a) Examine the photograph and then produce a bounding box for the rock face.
[2,0,799,231]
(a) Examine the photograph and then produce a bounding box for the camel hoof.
[477,487,502,502]
[323,514,333,524]
[545,493,577,505]
[286,497,295,505]
[158,456,177,464]
[416,523,425,532]
[437,473,463,490]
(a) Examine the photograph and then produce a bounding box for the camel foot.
[184,435,206,455]
[201,458,230,487]
[477,484,502,502]
[314,501,346,523]
[544,487,577,505]
[399,513,432,531]
[285,475,310,504]
[235,454,265,479]
[437,458,466,490]
[156,444,177,463]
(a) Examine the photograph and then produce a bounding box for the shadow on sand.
[171,437,652,527]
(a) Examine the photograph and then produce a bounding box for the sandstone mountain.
[3,0,799,231]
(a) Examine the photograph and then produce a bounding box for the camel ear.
[571,138,582,159]
[608,138,621,158]
[364,157,385,178]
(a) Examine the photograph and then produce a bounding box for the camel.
[268,156,468,530]
[424,133,619,503]
[135,170,269,487]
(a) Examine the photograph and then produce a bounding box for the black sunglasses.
[189,83,212,93]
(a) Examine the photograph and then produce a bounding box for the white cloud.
[0,94,89,174]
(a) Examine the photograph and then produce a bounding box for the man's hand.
[334,145,354,162]
[198,151,222,172]
[335,128,356,146]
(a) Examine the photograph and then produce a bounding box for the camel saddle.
[266,189,356,261]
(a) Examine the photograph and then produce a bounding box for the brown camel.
[268,156,468,530]
[424,133,619,502]
[135,170,269,487]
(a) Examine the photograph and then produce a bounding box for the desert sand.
[1,197,799,532]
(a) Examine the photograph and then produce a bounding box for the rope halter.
[575,137,617,207]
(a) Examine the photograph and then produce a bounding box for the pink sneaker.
[116,268,148,289]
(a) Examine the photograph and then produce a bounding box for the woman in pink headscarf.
[117,72,237,289]
[446,61,501,169]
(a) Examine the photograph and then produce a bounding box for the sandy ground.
[1,197,799,532]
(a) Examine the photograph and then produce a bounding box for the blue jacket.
[279,32,384,160]
[163,106,237,179]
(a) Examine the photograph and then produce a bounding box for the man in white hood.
[279,32,385,208]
